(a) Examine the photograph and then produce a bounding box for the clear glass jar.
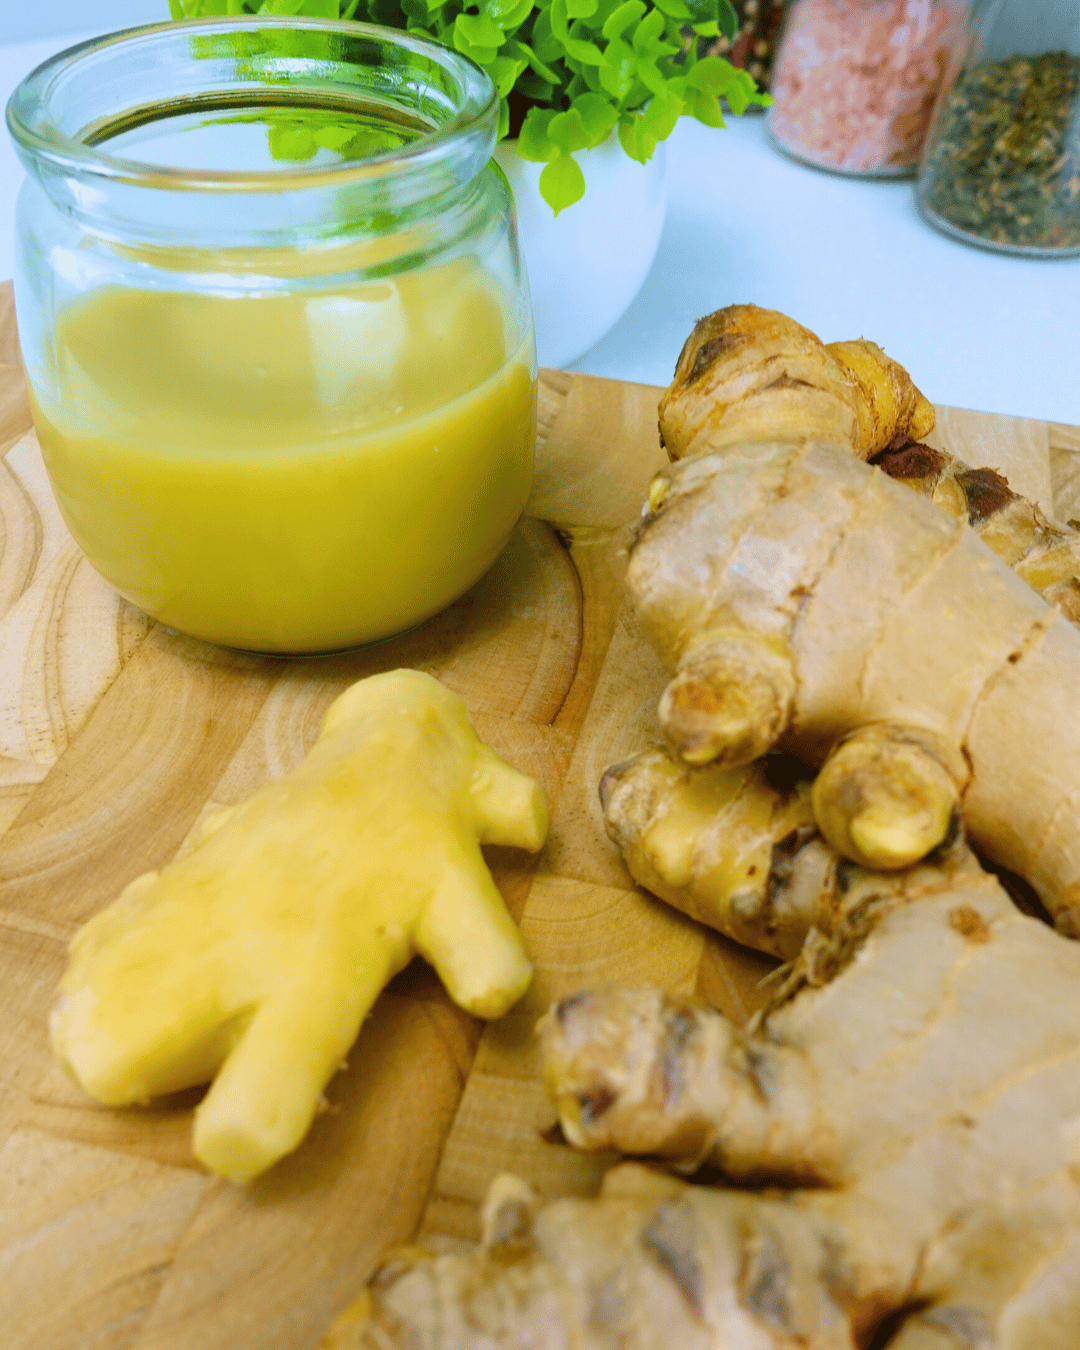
[7,18,535,654]
[767,0,970,176]
[916,0,1080,256]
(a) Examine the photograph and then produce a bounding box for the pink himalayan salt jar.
[767,0,969,176]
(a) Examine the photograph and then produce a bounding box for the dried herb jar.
[916,0,1080,256]
[767,0,970,176]
[8,19,535,653]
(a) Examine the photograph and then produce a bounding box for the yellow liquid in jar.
[29,261,536,652]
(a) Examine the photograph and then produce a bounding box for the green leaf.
[634,59,670,97]
[599,35,636,99]
[505,38,561,84]
[482,0,535,30]
[454,10,506,46]
[684,53,737,93]
[570,90,619,145]
[668,0,724,23]
[649,0,690,20]
[530,7,564,61]
[601,0,644,39]
[565,0,598,16]
[550,0,605,63]
[547,107,588,153]
[642,86,682,139]
[716,0,737,39]
[259,0,307,12]
[498,96,511,139]
[488,52,529,96]
[518,106,558,159]
[539,153,585,213]
[631,7,678,58]
[683,87,726,127]
[618,110,656,163]
[516,72,560,99]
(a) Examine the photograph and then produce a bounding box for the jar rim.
[5,16,498,195]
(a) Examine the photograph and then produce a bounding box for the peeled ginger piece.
[50,669,548,1181]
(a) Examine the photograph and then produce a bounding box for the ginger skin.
[329,863,1080,1348]
[599,742,973,958]
[50,670,548,1181]
[810,723,960,870]
[600,749,829,960]
[657,305,933,463]
[875,442,1080,624]
[659,304,1080,628]
[628,441,1080,934]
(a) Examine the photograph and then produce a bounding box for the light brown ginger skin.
[628,440,1080,935]
[876,442,1080,625]
[657,305,933,463]
[599,744,970,959]
[328,867,1080,1348]
[810,723,960,871]
[660,307,1080,629]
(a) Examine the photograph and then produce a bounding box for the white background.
[2,1,1078,423]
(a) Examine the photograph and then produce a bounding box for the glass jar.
[7,18,536,654]
[767,0,970,175]
[916,0,1080,256]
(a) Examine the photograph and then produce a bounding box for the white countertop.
[3,9,1078,425]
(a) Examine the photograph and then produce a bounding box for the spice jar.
[9,19,536,654]
[916,0,1080,256]
[767,0,969,175]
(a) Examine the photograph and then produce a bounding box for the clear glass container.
[7,18,536,654]
[916,0,1080,256]
[767,0,970,176]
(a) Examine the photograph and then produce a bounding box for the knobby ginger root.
[328,868,1080,1347]
[657,304,933,462]
[659,305,1080,627]
[600,749,827,959]
[628,440,1080,932]
[600,743,973,958]
[50,669,548,1181]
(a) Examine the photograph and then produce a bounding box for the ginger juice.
[31,263,535,652]
[11,21,535,652]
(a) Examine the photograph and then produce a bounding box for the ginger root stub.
[50,669,548,1181]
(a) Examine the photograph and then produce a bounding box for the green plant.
[169,0,768,212]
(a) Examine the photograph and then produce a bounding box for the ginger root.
[599,741,974,957]
[628,440,1080,932]
[657,304,933,462]
[50,669,548,1181]
[875,442,1080,624]
[600,749,829,959]
[330,863,1080,1347]
[659,304,1080,630]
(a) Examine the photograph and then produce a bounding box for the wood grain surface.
[2,278,1078,1350]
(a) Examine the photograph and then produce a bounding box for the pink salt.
[769,0,965,172]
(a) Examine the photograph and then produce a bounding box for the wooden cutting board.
[2,275,1079,1350]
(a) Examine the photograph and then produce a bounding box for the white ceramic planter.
[495,132,668,370]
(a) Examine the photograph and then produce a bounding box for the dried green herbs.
[920,49,1080,252]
